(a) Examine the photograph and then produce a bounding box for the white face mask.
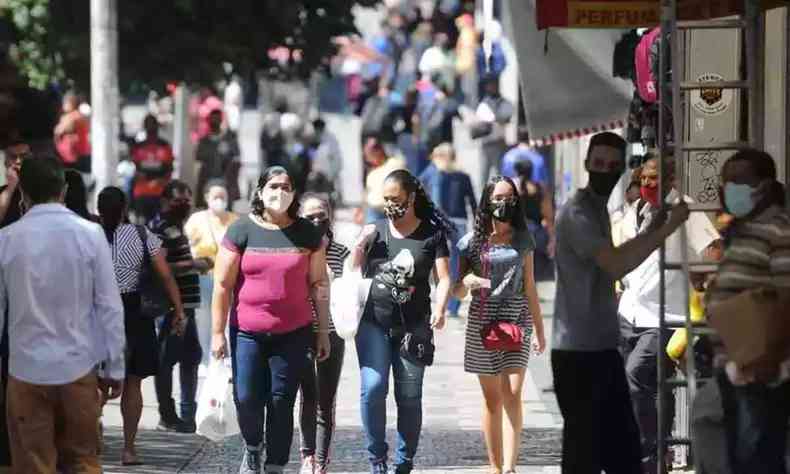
[260,188,294,214]
[208,197,227,213]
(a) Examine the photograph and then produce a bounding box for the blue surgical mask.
[724,182,756,218]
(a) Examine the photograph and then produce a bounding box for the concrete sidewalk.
[98,281,562,473]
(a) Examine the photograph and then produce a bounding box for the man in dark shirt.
[195,109,240,208]
[149,180,210,432]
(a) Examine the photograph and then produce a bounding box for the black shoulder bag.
[135,225,174,319]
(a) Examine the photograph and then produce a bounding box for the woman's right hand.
[211,332,228,360]
[463,273,491,291]
[356,224,377,248]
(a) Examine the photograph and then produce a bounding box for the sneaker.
[157,415,183,432]
[300,456,316,474]
[176,419,197,434]
[239,448,261,474]
[370,462,387,474]
[388,465,411,474]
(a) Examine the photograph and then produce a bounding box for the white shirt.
[0,204,125,384]
[618,191,720,327]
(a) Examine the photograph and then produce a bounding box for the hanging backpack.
[635,28,661,104]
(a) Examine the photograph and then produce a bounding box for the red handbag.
[478,243,525,352]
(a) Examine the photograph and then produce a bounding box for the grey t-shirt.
[552,189,620,351]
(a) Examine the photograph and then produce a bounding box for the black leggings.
[298,332,346,468]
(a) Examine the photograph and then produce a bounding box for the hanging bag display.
[478,243,524,352]
[635,27,661,104]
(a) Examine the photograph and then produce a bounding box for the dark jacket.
[419,164,477,220]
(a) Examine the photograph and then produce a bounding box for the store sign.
[567,1,659,28]
[536,0,790,30]
[691,73,733,116]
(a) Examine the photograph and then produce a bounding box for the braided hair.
[468,176,528,271]
[384,169,456,238]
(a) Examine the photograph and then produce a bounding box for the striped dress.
[459,231,536,375]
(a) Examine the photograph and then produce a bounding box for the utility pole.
[90,0,119,197]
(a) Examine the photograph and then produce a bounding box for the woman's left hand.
[430,311,446,330]
[316,332,331,362]
[533,331,546,355]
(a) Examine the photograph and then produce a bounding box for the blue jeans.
[720,373,790,474]
[355,320,426,470]
[155,310,202,421]
[231,325,313,470]
[447,218,467,316]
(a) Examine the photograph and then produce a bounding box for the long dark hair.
[469,176,528,268]
[723,149,786,209]
[64,170,91,219]
[97,186,128,244]
[250,166,300,220]
[383,169,455,237]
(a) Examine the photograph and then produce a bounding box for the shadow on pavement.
[182,427,561,473]
[101,427,207,473]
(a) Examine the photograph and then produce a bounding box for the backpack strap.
[134,224,152,267]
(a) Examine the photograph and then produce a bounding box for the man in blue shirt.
[0,156,125,474]
[501,127,548,186]
[419,143,476,317]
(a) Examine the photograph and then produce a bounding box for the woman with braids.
[211,166,331,474]
[296,193,351,474]
[349,169,453,474]
[96,186,185,466]
[454,176,546,474]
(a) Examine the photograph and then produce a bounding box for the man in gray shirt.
[551,132,689,473]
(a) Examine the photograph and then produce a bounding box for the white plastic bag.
[196,359,239,442]
[330,270,372,341]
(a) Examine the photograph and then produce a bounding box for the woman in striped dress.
[454,176,546,474]
[297,193,351,474]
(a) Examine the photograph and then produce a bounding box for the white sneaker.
[300,456,316,474]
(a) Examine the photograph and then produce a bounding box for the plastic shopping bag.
[330,270,372,341]
[196,359,239,442]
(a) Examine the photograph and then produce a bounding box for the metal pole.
[90,0,118,196]
[172,83,195,190]
[657,1,674,472]
[746,0,765,149]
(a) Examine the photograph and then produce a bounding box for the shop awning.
[505,0,633,144]
[536,0,790,30]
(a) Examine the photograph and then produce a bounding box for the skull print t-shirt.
[362,218,449,328]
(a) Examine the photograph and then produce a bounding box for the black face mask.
[168,204,191,222]
[588,171,622,197]
[490,200,516,222]
[312,219,330,237]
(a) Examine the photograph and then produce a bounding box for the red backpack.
[635,28,661,104]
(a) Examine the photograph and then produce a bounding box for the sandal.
[121,450,143,466]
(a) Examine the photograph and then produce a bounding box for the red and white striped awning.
[529,119,626,147]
